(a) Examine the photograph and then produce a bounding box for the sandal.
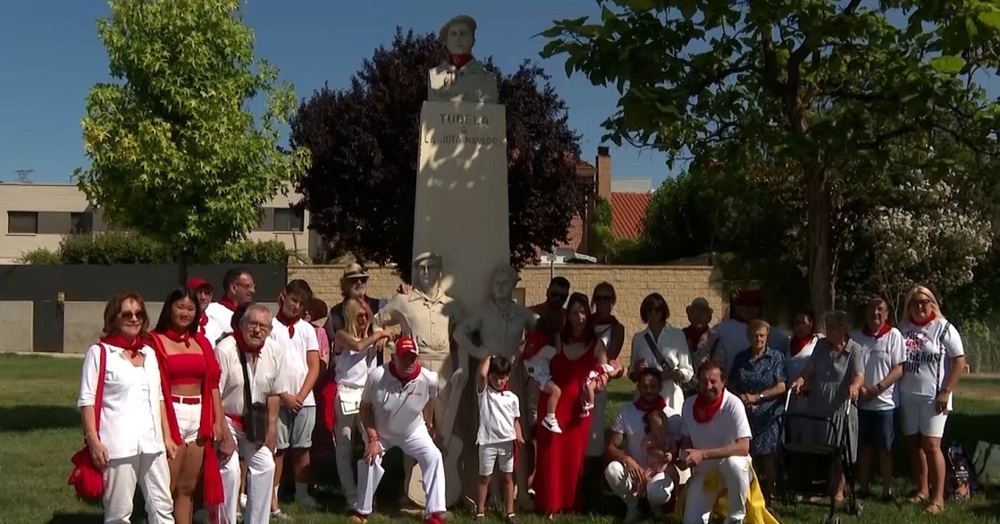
[907,492,928,504]
[924,501,945,514]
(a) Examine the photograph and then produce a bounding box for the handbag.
[68,343,108,500]
[236,347,269,444]
[338,387,364,416]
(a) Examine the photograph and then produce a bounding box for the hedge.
[18,233,289,265]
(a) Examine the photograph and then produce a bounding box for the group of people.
[76,262,967,524]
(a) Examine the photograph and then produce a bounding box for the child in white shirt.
[475,355,523,522]
[521,330,562,433]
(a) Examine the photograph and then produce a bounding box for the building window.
[70,212,93,234]
[274,208,304,232]
[8,211,38,234]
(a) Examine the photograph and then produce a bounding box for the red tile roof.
[611,192,652,239]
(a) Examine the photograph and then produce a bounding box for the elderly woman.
[790,310,864,502]
[727,319,786,502]
[896,285,967,514]
[629,292,694,410]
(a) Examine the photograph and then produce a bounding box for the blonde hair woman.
[896,285,967,514]
[332,297,391,509]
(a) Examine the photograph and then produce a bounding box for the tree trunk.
[806,164,834,316]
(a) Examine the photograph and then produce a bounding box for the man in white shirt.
[710,290,789,376]
[678,361,753,524]
[851,296,905,499]
[269,279,322,514]
[350,337,445,524]
[606,367,686,522]
[216,304,286,524]
[204,268,256,347]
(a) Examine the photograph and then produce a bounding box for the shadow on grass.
[0,405,80,432]
[46,512,101,524]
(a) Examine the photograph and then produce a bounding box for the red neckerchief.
[789,335,814,357]
[389,360,422,384]
[862,322,892,339]
[101,334,144,358]
[683,325,708,352]
[522,331,551,360]
[161,328,191,348]
[692,390,725,424]
[276,309,299,338]
[234,331,263,356]
[196,314,208,336]
[634,395,667,422]
[217,297,238,311]
[593,314,618,326]
[910,311,936,328]
[449,53,473,69]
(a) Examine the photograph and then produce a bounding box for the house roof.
[610,191,652,239]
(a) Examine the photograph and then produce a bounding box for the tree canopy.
[290,29,590,277]
[541,0,1000,314]
[76,0,310,268]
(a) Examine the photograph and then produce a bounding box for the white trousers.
[683,456,752,524]
[356,425,445,516]
[334,394,363,507]
[219,421,275,524]
[103,452,174,524]
[604,460,676,509]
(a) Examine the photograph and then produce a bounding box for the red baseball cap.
[395,336,419,357]
[186,277,213,291]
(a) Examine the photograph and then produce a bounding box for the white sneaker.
[240,493,248,510]
[296,493,321,509]
[580,402,594,418]
[542,414,563,434]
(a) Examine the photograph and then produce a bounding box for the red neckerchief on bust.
[910,311,936,328]
[789,335,814,357]
[276,307,299,338]
[449,53,473,69]
[162,328,191,348]
[389,360,422,384]
[862,322,892,339]
[197,314,208,336]
[101,334,144,358]
[634,394,667,423]
[692,390,725,424]
[217,297,238,312]
[234,331,263,356]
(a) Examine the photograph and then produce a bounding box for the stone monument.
[455,264,537,361]
[413,14,510,306]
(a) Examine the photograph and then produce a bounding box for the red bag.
[68,343,108,500]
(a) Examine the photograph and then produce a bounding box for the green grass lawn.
[2,353,999,524]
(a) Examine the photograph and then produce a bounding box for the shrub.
[20,233,291,265]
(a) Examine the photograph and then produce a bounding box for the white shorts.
[900,394,948,438]
[478,441,515,476]
[172,396,202,444]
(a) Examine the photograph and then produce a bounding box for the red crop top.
[167,352,207,386]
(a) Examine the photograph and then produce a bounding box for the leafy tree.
[290,29,590,278]
[75,0,310,279]
[541,0,1000,314]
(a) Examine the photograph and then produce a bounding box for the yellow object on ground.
[673,459,779,524]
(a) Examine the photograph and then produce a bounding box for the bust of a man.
[427,14,498,103]
[455,264,537,361]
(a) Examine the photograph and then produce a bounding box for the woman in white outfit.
[628,292,694,410]
[78,293,176,524]
[332,297,392,510]
[896,285,967,514]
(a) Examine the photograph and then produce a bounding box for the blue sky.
[0,0,670,186]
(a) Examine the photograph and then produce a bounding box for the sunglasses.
[594,295,614,302]
[549,291,568,299]
[119,310,144,321]
[357,313,369,320]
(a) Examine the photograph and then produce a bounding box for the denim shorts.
[858,408,895,453]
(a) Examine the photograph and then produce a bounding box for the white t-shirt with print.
[897,317,964,403]
[680,389,752,451]
[270,317,320,406]
[611,402,682,469]
[477,385,520,445]
[362,365,438,443]
[851,326,906,411]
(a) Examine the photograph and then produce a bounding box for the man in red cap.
[186,277,214,337]
[351,337,445,524]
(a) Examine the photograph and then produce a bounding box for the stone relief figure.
[454,264,538,361]
[427,14,498,103]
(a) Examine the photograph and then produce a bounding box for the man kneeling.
[605,367,685,522]
[678,361,753,524]
[350,337,445,524]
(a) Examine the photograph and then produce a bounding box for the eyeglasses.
[119,310,144,321]
[246,321,270,332]
[237,281,256,292]
[914,299,932,307]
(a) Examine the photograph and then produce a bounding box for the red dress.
[534,341,596,515]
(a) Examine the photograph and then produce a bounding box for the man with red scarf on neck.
[677,361,753,524]
[204,268,255,348]
[350,337,445,524]
[187,276,214,338]
[605,367,685,522]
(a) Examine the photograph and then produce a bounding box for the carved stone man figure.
[455,264,537,361]
[427,14,498,103]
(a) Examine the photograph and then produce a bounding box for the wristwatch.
[757,393,765,401]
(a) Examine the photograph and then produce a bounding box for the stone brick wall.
[288,265,728,363]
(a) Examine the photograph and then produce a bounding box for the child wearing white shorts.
[475,355,522,521]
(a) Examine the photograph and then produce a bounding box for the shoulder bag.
[68,343,108,500]
[236,348,269,444]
